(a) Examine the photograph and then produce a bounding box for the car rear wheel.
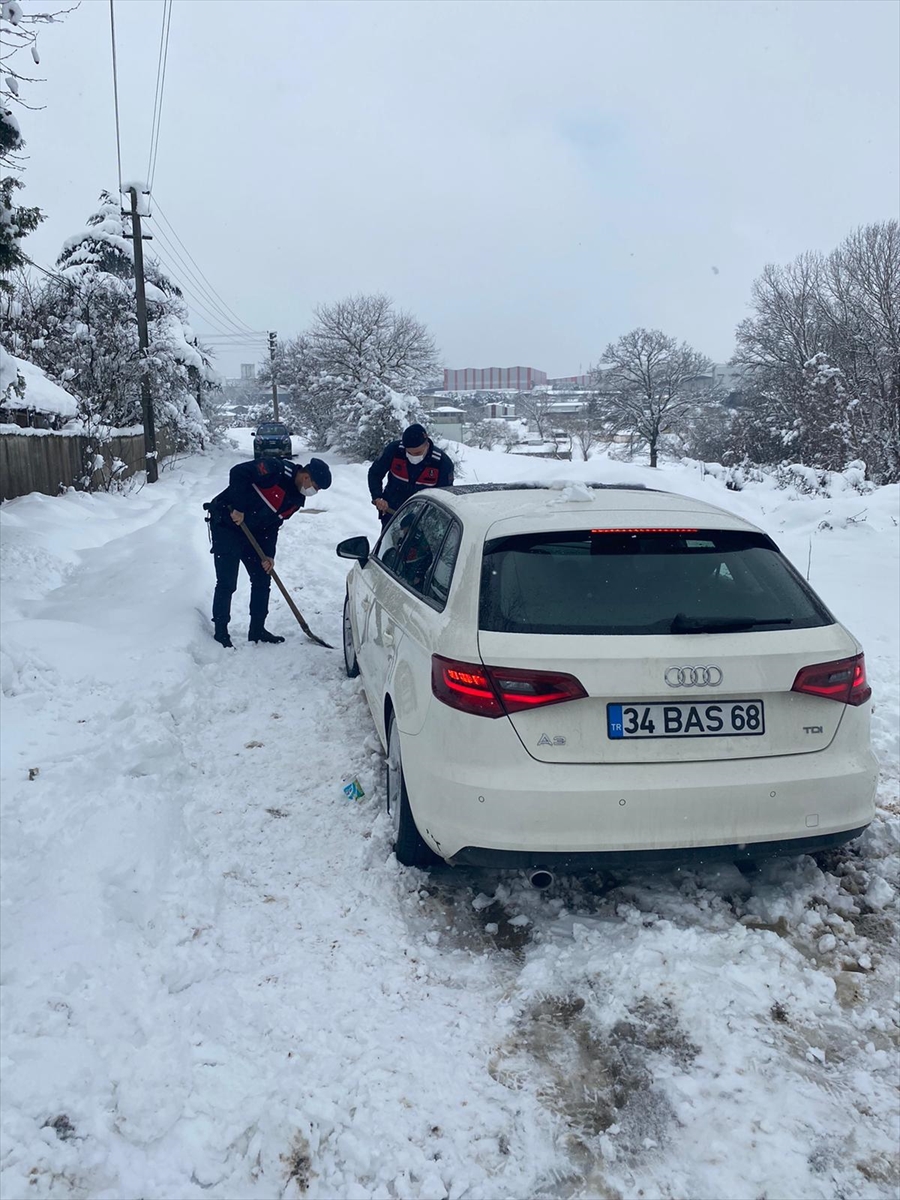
[343,593,359,678]
[387,714,438,867]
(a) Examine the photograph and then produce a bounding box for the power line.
[22,255,85,295]
[152,197,258,334]
[109,0,123,192]
[149,250,244,335]
[149,222,252,336]
[148,244,266,343]
[146,0,168,187]
[147,0,173,195]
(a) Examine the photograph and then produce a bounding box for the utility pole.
[127,187,159,483]
[268,330,279,421]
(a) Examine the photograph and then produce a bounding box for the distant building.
[240,363,256,381]
[428,405,467,442]
[443,366,547,391]
[546,374,591,388]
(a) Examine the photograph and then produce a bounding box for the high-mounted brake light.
[791,653,871,706]
[432,655,587,718]
[590,528,699,534]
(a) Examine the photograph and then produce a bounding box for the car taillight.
[791,653,872,706]
[432,655,587,718]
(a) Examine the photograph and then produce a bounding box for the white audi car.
[337,484,877,881]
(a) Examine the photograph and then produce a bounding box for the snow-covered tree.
[308,293,438,459]
[591,329,714,467]
[4,192,216,449]
[733,222,899,482]
[465,417,504,450]
[256,333,334,449]
[256,295,437,459]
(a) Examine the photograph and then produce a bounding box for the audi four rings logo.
[665,665,723,688]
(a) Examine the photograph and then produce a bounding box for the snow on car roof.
[429,482,759,535]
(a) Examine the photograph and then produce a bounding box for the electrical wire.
[149,223,252,336]
[22,256,85,295]
[148,245,265,342]
[146,0,168,187]
[109,0,123,195]
[147,0,172,196]
[151,197,258,334]
[149,255,242,335]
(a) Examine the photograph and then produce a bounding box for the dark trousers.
[211,520,278,630]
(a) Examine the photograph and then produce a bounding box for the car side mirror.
[336,536,370,565]
[250,431,256,437]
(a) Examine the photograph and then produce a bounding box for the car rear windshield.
[479,528,833,635]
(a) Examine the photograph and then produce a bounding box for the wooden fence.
[0,430,175,502]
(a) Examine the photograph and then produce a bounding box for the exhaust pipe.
[528,868,554,890]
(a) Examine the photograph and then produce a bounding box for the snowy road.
[1,439,898,1200]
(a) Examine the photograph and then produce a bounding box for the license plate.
[607,700,765,739]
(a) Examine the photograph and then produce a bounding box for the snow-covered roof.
[0,347,78,418]
[431,406,467,414]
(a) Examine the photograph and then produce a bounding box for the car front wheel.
[386,714,438,867]
[342,593,360,678]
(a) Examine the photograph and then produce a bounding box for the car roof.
[420,482,761,536]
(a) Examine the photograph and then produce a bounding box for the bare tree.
[592,329,713,467]
[517,388,556,440]
[733,221,899,481]
[560,398,605,461]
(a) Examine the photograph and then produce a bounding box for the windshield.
[479,528,833,636]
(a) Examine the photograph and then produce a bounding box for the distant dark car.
[253,421,293,458]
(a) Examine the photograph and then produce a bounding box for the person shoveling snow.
[204,456,332,647]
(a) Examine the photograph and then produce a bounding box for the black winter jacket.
[367,440,454,513]
[207,458,307,533]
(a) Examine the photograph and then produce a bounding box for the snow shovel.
[237,521,333,649]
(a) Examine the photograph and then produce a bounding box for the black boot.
[248,626,285,644]
[214,624,234,648]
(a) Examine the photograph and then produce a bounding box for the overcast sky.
[16,0,900,379]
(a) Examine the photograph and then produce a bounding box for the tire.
[342,593,360,678]
[386,714,438,867]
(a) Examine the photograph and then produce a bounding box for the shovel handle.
[236,520,333,649]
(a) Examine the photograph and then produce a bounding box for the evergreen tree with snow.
[20,192,217,447]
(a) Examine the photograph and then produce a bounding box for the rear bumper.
[400,716,878,861]
[448,827,869,869]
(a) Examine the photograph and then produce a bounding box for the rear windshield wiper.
[671,613,795,634]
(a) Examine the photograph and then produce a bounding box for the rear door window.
[427,522,462,608]
[479,528,833,635]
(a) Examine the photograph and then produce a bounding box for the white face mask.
[406,451,426,464]
[301,486,318,498]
